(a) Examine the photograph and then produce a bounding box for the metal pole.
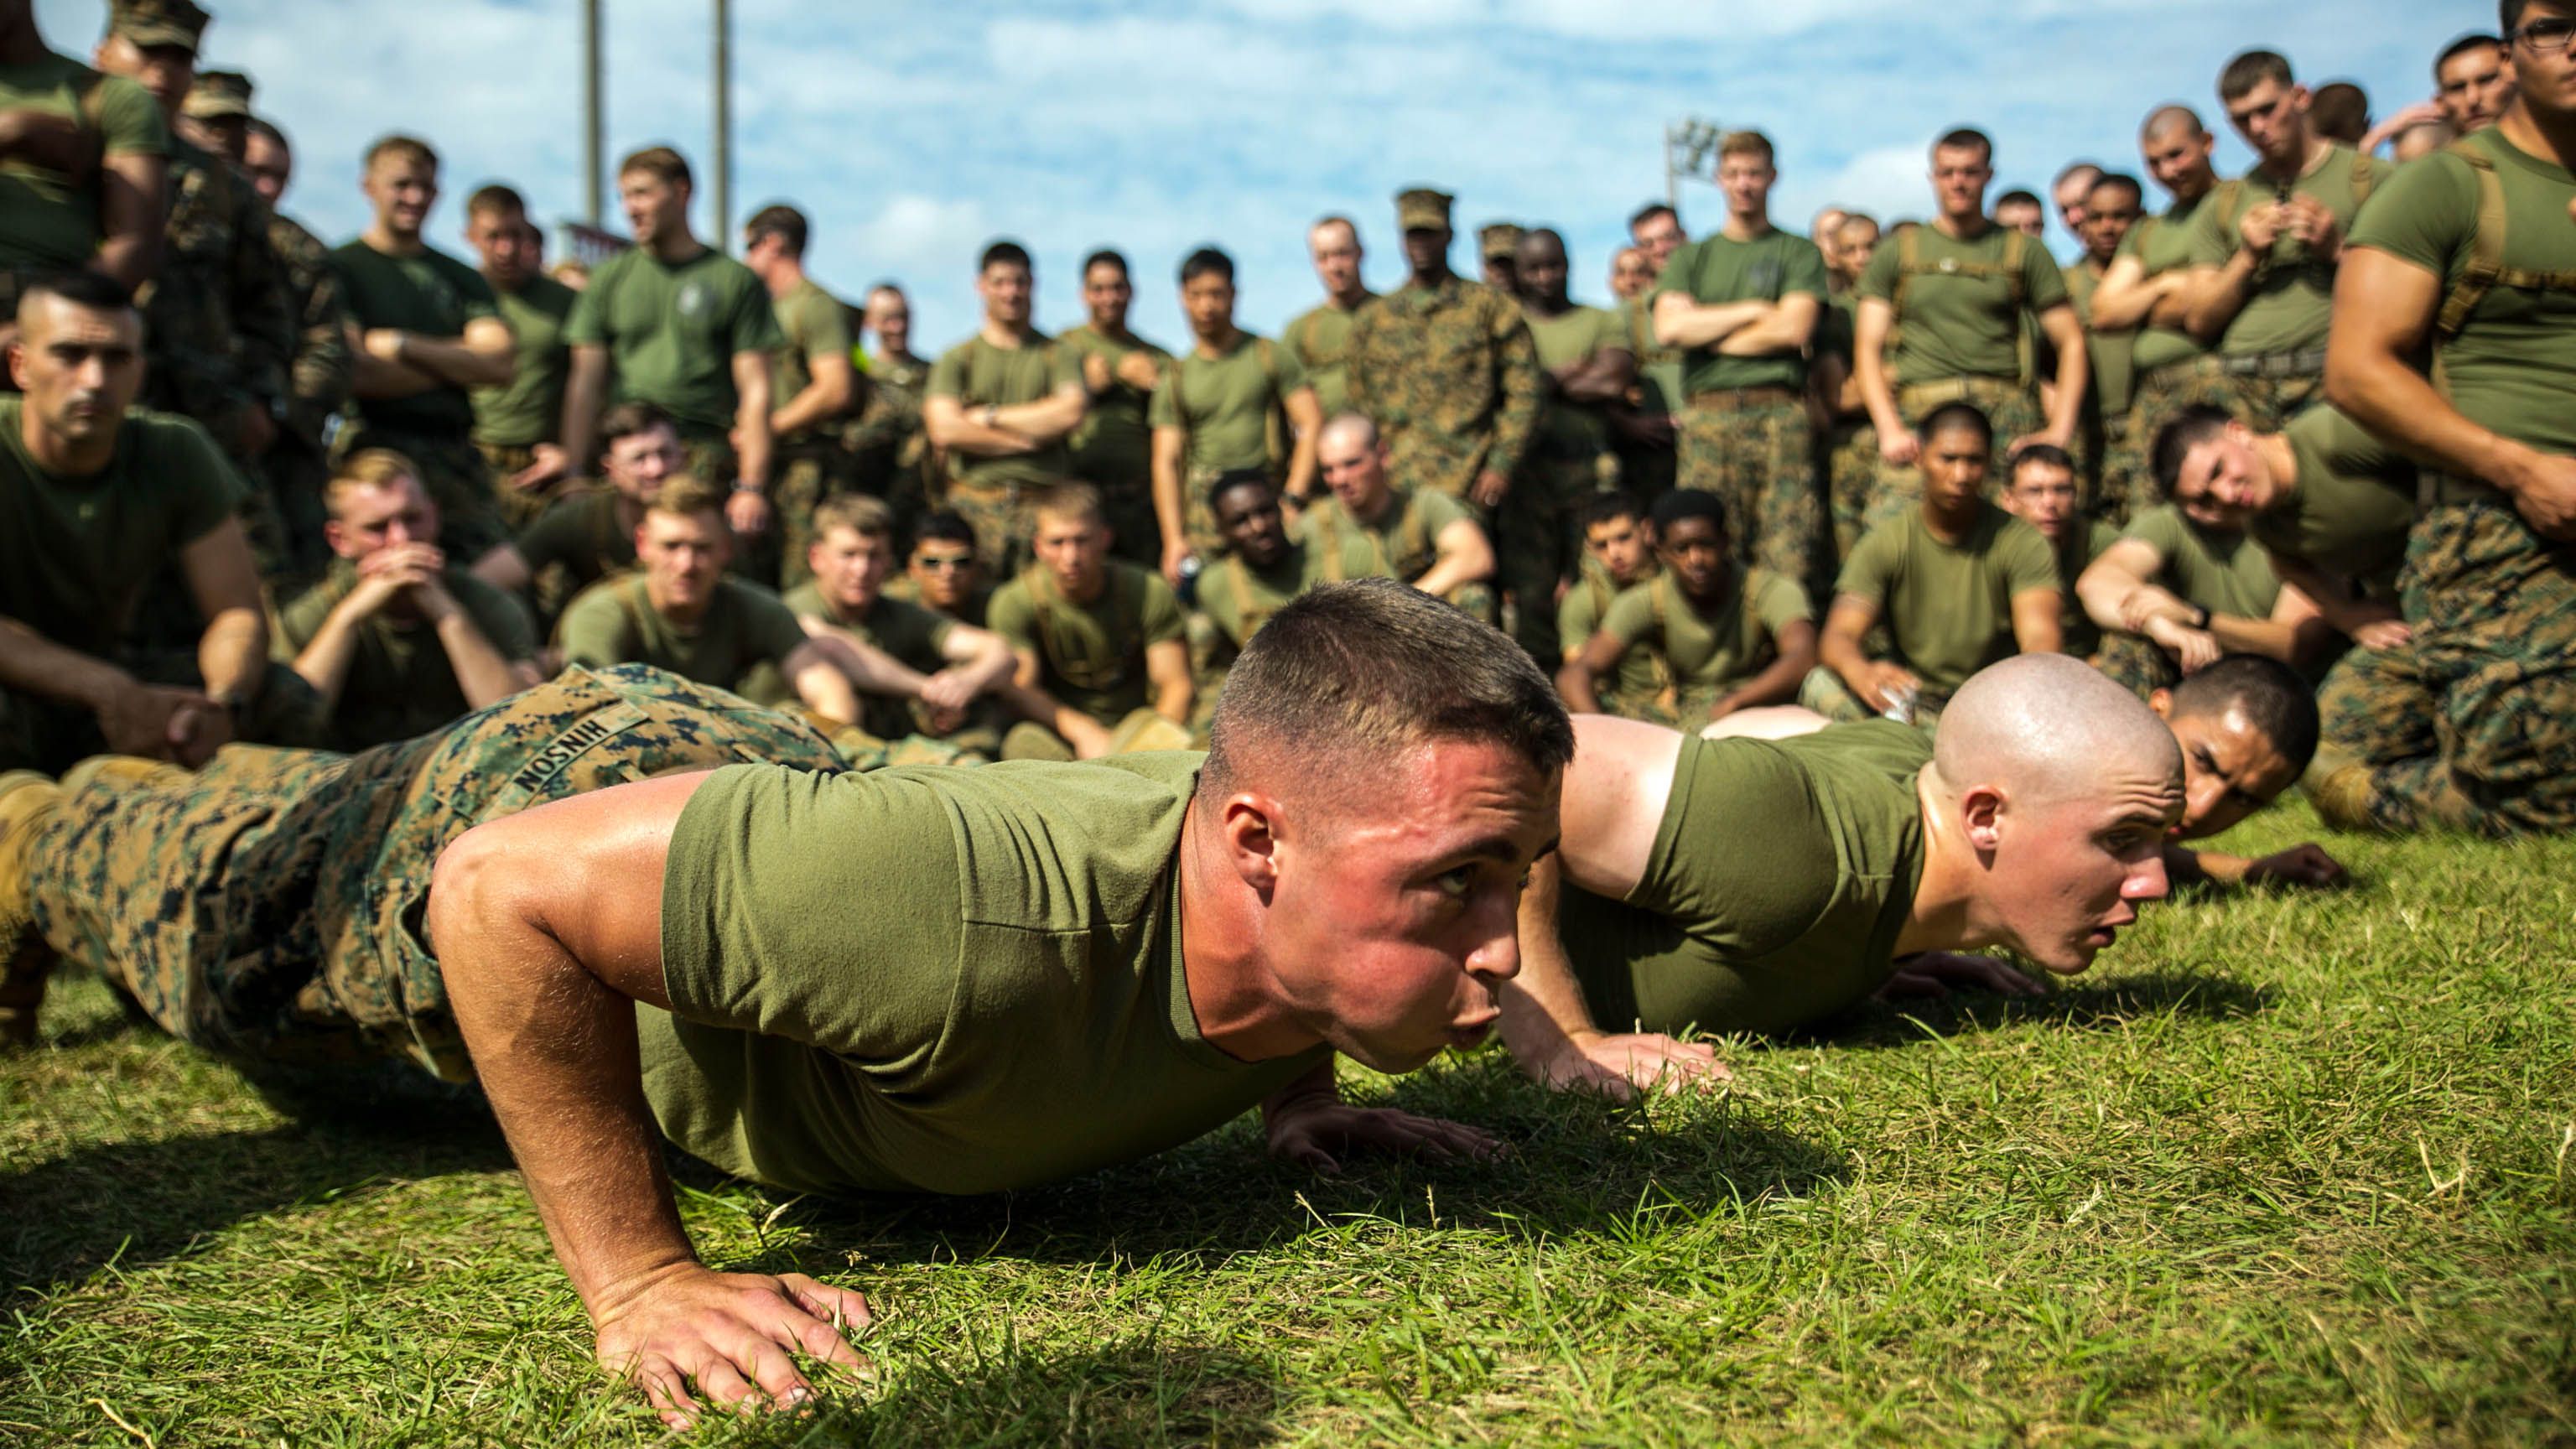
[582,0,603,227]
[712,0,731,252]
[1664,122,1677,213]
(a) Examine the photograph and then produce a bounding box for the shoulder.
[561,572,643,623]
[448,569,537,642]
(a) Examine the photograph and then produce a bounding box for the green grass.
[5,800,2573,1446]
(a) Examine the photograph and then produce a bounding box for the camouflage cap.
[1394,187,1454,232]
[110,0,211,55]
[183,70,253,121]
[1477,222,1524,259]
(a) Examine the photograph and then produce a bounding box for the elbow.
[426,822,512,971]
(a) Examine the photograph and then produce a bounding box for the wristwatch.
[730,479,766,496]
[979,403,1000,428]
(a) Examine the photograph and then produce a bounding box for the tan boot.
[0,771,65,1050]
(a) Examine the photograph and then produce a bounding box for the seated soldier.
[1807,402,2062,726]
[1302,412,1495,615]
[473,401,680,629]
[0,273,294,773]
[1198,470,1322,665]
[2148,404,2417,654]
[1496,654,2182,1098]
[275,449,544,750]
[1995,443,2119,658]
[1555,493,1660,690]
[1558,490,1816,729]
[2077,412,2334,696]
[786,494,1016,766]
[988,483,1194,761]
[555,476,860,725]
[885,508,993,626]
[0,584,1566,1422]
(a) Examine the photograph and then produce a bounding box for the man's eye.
[1437,865,1477,898]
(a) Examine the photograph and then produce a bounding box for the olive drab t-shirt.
[1597,569,1811,697]
[1058,324,1173,486]
[0,54,168,273]
[472,273,579,448]
[273,562,539,750]
[1301,487,1471,586]
[771,278,854,445]
[566,246,786,438]
[2345,127,2576,460]
[986,561,1186,725]
[1285,299,1370,418]
[2250,405,2415,589]
[927,332,1084,491]
[1559,557,1663,702]
[1148,333,1307,475]
[1857,222,2070,387]
[555,574,809,705]
[330,240,503,439]
[1197,543,1317,655]
[782,582,956,740]
[1519,304,1623,458]
[2066,260,2135,420]
[2120,505,2282,621]
[1835,501,2059,693]
[1559,723,1930,1036]
[0,397,240,658]
[515,487,637,596]
[1649,229,1830,395]
[641,753,1332,1196]
[2116,195,2213,375]
[1618,295,1685,420]
[2183,143,2396,360]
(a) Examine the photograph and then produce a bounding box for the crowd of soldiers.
[1,0,2572,1426]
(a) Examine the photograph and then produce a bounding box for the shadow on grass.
[1800,968,2277,1051]
[776,1337,1283,1448]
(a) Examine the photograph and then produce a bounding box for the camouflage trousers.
[1677,394,1825,603]
[1876,379,2046,536]
[2221,365,2325,434]
[24,664,842,1088]
[772,442,860,590]
[2092,631,2182,701]
[1498,451,1611,662]
[475,439,565,533]
[943,475,1044,580]
[1821,418,1878,566]
[2112,358,2246,514]
[2312,498,2576,835]
[335,424,513,564]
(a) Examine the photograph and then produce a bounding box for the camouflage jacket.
[138,137,293,450]
[1343,275,1541,498]
[267,210,353,452]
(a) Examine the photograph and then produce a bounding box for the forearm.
[2204,611,2302,662]
[432,611,529,709]
[0,619,130,712]
[1715,309,1811,357]
[196,607,268,703]
[1259,1059,1342,1123]
[1555,658,1604,714]
[2077,567,2153,632]
[2042,337,2088,439]
[771,371,853,439]
[350,345,444,398]
[1496,857,1607,1062]
[1817,623,1872,687]
[1150,432,1188,548]
[92,227,160,293]
[809,630,931,699]
[1655,298,1768,350]
[2327,338,2530,488]
[290,611,367,709]
[790,653,862,726]
[733,380,773,490]
[391,331,513,389]
[2183,258,2254,343]
[2161,841,2236,889]
[1856,345,1901,434]
[559,352,609,475]
[1716,650,1808,713]
[992,392,1081,443]
[1152,674,1192,725]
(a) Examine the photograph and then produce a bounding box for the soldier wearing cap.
[185,73,350,586]
[0,0,169,323]
[1478,222,1523,292]
[1343,187,1541,593]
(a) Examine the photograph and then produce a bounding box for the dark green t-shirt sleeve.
[1629,737,1841,953]
[1138,574,1186,647]
[563,263,610,347]
[985,579,1037,652]
[1997,521,2061,597]
[2022,246,2071,312]
[797,288,852,361]
[161,419,244,545]
[273,577,337,657]
[458,575,538,662]
[97,74,169,156]
[1753,571,1813,631]
[739,586,812,666]
[2183,190,2234,267]
[1645,239,1698,302]
[1146,375,1178,429]
[1856,240,1901,304]
[1783,237,1829,299]
[1597,583,1658,647]
[1835,524,1898,603]
[1269,338,1310,393]
[1046,342,1083,394]
[454,261,501,324]
[725,272,787,356]
[2345,151,2475,279]
[2118,506,2188,569]
[927,343,969,401]
[553,582,630,669]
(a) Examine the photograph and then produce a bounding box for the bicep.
[1556,715,1686,900]
[464,314,514,356]
[1822,593,1880,641]
[2329,250,2439,367]
[96,151,165,235]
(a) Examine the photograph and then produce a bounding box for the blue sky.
[37,0,2481,347]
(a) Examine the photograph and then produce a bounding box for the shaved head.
[1932,655,2182,807]
[2142,105,2205,141]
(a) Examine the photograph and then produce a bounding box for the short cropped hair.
[647,474,727,524]
[1717,129,1774,166]
[1933,127,1994,164]
[1995,188,2044,213]
[1918,401,1994,447]
[600,400,678,447]
[465,184,526,221]
[979,240,1031,274]
[2053,160,2103,190]
[1031,480,1104,529]
[1208,469,1277,517]
[744,204,808,257]
[364,133,437,174]
[325,448,423,513]
[1650,486,1726,536]
[1628,202,1678,235]
[2151,405,2237,496]
[2087,172,2147,208]
[618,145,692,189]
[2438,33,2505,79]
[1080,248,1129,279]
[20,268,135,317]
[2219,49,2295,101]
[2168,655,2321,775]
[2007,443,2077,482]
[813,493,896,543]
[1180,247,1234,286]
[1581,491,1647,530]
[2310,83,2370,145]
[1202,577,1575,804]
[911,509,978,554]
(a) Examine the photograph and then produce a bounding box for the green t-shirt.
[2066,260,2136,419]
[1558,557,1664,702]
[2346,128,2576,459]
[771,278,854,445]
[2054,519,2121,658]
[2121,504,2282,621]
[641,753,1331,1195]
[2184,144,2396,359]
[781,582,956,740]
[1649,228,1829,394]
[1285,299,1370,418]
[1521,304,1622,456]
[1560,723,1930,1036]
[514,486,637,596]
[0,54,167,272]
[1058,324,1172,488]
[987,561,1186,724]
[1857,222,2070,387]
[1149,333,1306,475]
[274,561,538,749]
[2116,195,2213,374]
[0,397,239,657]
[565,246,786,437]
[472,273,579,448]
[2249,404,2416,589]
[330,240,501,439]
[1301,487,1472,585]
[927,332,1083,491]
[555,574,808,704]
[1616,295,1685,417]
[1599,569,1810,698]
[1198,543,1317,654]
[1836,502,2060,693]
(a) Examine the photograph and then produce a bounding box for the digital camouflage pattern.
[23,665,844,1089]
[262,210,353,584]
[1676,393,1825,601]
[1343,276,1541,500]
[1823,420,1880,563]
[845,352,935,522]
[141,136,292,461]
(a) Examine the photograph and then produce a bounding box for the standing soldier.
[1343,186,1540,518]
[1148,247,1319,582]
[1853,127,2087,536]
[2309,3,2576,836]
[847,283,932,518]
[1815,211,1884,561]
[921,241,1088,577]
[1507,227,1632,661]
[2065,171,2146,522]
[1610,202,1687,506]
[740,203,857,587]
[1285,216,1374,426]
[2179,50,2395,430]
[1055,248,1171,569]
[1477,222,1523,292]
[0,0,166,328]
[2090,106,2240,515]
[1649,129,1831,598]
[464,185,577,533]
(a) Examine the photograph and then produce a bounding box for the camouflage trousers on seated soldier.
[2310,498,2576,836]
[2092,631,2181,701]
[1498,450,1608,662]
[2090,417,2142,527]
[1822,419,1878,564]
[1176,463,1249,564]
[22,664,844,1089]
[1000,708,1197,763]
[1796,665,1946,733]
[475,439,567,534]
[2116,358,2247,512]
[335,424,513,563]
[772,443,860,590]
[1677,395,1824,597]
[943,475,1041,580]
[1874,379,2046,535]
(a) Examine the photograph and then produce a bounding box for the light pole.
[712,0,732,252]
[582,0,603,226]
[1665,117,1724,221]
